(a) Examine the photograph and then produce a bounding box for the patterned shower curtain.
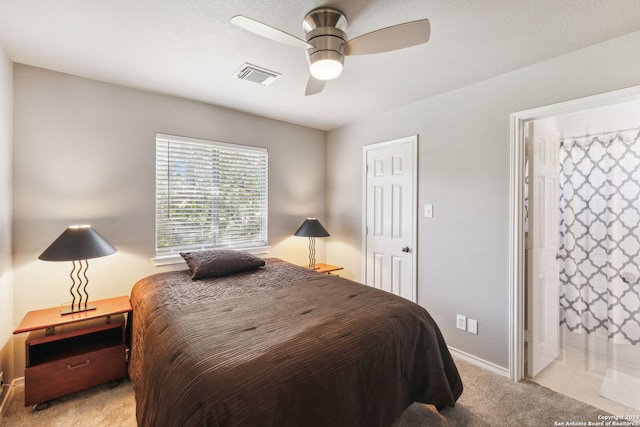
[559,129,640,345]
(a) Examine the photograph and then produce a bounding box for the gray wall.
[11,65,326,376]
[326,30,640,369]
[7,30,640,380]
[0,46,14,386]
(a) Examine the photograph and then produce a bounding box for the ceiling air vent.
[234,63,281,86]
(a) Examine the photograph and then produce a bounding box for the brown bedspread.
[129,258,462,427]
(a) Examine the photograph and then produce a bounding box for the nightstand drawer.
[25,344,126,406]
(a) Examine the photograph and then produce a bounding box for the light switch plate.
[424,204,433,218]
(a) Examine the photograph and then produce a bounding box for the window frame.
[152,133,269,266]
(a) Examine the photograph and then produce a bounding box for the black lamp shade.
[39,225,117,262]
[294,218,330,238]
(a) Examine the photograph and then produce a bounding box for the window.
[155,134,268,262]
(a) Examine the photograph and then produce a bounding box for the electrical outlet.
[468,319,478,334]
[456,314,466,331]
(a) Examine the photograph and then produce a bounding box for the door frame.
[508,85,640,381]
[362,135,418,301]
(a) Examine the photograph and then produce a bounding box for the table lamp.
[39,225,117,315]
[294,218,329,270]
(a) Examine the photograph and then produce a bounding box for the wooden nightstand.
[309,263,344,275]
[13,296,131,409]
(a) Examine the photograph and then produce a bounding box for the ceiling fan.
[230,7,430,96]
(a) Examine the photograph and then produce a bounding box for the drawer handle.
[67,360,90,370]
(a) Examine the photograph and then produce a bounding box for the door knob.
[401,246,410,253]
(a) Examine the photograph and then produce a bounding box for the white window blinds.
[155,134,268,257]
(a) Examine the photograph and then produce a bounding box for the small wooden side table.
[309,263,344,275]
[13,296,132,409]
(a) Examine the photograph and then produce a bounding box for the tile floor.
[531,345,640,417]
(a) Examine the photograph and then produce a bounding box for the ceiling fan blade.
[230,15,312,49]
[305,76,327,96]
[344,19,430,56]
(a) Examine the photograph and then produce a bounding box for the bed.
[128,252,463,426]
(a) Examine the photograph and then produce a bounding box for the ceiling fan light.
[308,49,344,80]
[310,58,343,80]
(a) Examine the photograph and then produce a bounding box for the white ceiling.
[1,0,639,131]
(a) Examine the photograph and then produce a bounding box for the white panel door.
[526,129,561,377]
[364,137,417,302]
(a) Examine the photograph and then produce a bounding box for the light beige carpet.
[2,357,613,426]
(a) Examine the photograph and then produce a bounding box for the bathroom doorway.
[509,86,640,415]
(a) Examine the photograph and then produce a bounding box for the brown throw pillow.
[180,249,266,279]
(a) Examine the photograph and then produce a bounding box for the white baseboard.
[449,346,510,378]
[0,377,25,421]
[0,383,10,423]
